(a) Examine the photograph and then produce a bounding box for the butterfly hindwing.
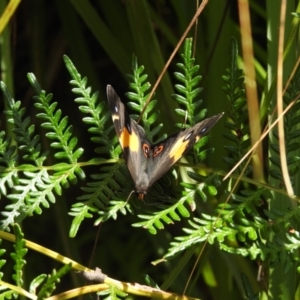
[144,113,224,188]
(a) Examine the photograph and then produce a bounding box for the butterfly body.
[107,85,223,199]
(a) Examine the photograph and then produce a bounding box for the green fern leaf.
[11,224,27,287]
[36,264,72,299]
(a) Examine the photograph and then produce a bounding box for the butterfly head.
[137,191,147,200]
[134,172,151,200]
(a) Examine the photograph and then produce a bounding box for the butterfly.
[107,85,224,199]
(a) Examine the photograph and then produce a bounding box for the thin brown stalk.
[277,0,293,196]
[237,0,263,182]
[138,0,209,123]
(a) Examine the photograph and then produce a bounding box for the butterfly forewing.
[107,85,149,187]
[145,113,224,188]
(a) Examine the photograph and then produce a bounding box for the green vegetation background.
[1,1,299,299]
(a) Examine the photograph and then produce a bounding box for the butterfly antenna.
[124,190,135,205]
[184,110,188,128]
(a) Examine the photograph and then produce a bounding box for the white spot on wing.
[112,115,119,121]
[184,132,193,141]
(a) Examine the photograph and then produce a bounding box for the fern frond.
[65,57,157,235]
[69,163,131,237]
[36,264,72,299]
[173,38,204,127]
[0,290,15,299]
[163,184,300,268]
[69,163,128,237]
[163,210,263,260]
[0,82,46,227]
[0,132,18,196]
[269,68,300,183]
[64,55,115,157]
[222,38,251,174]
[29,274,47,294]
[64,56,134,235]
[95,200,132,224]
[0,73,87,229]
[11,224,27,287]
[133,194,191,235]
[127,55,163,143]
[185,171,222,200]
[0,241,6,281]
[98,284,128,300]
[0,224,73,298]
[28,73,84,167]
[2,83,45,164]
[129,39,224,232]
[172,38,213,162]
[164,188,267,258]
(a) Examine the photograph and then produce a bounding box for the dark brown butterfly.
[107,85,223,199]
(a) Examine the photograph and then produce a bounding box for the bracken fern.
[162,38,300,273]
[132,38,221,234]
[0,224,72,299]
[0,75,85,230]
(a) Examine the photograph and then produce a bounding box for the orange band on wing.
[119,127,139,151]
[169,138,189,162]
